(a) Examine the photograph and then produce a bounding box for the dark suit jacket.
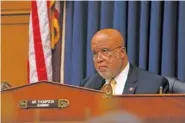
[80,63,169,94]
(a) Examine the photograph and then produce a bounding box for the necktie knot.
[101,79,117,95]
[110,79,116,85]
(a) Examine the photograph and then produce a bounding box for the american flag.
[28,0,60,83]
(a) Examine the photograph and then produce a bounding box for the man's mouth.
[98,66,107,72]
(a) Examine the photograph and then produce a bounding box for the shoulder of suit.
[133,64,165,80]
[81,73,104,84]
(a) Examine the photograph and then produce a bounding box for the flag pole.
[60,1,66,84]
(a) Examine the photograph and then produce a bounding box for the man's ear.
[120,47,126,58]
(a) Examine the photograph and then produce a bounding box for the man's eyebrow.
[92,47,110,53]
[102,48,109,50]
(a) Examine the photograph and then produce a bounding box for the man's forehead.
[92,39,115,46]
[92,33,116,44]
[91,40,118,52]
[92,38,120,47]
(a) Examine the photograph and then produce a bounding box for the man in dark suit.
[80,29,169,94]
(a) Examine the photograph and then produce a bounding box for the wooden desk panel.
[1,82,185,123]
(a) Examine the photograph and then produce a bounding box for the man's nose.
[96,53,104,62]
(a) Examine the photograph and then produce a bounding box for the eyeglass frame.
[92,46,125,60]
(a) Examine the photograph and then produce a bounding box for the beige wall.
[1,1,30,87]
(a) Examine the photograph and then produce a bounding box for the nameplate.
[18,99,69,109]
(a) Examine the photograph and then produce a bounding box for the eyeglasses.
[93,46,123,60]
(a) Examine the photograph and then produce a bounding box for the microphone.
[159,86,163,94]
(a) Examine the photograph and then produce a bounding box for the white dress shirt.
[105,62,130,95]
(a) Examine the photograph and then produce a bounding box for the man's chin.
[98,72,112,80]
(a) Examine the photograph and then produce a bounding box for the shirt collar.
[106,62,130,84]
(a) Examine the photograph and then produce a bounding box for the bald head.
[91,29,125,48]
[91,28,128,80]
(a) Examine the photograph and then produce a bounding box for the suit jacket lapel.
[92,73,105,90]
[92,64,139,93]
[123,63,139,94]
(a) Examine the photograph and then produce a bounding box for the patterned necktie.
[109,79,117,95]
[101,79,117,95]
